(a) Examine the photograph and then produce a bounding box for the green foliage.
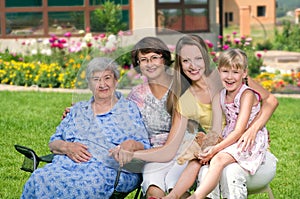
[91,0,127,34]
[273,21,300,52]
[256,40,273,50]
[1,91,299,199]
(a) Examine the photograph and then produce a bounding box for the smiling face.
[88,70,118,100]
[180,45,205,82]
[138,52,166,81]
[219,66,247,93]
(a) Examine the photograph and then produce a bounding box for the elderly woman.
[21,57,150,199]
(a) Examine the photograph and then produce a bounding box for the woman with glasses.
[127,36,190,198]
[112,35,278,199]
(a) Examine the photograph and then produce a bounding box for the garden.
[1,11,300,198]
[1,21,300,93]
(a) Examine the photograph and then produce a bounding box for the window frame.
[257,5,266,17]
[155,0,210,34]
[0,0,130,38]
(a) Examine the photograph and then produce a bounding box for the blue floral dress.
[21,92,150,199]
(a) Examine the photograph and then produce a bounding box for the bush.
[273,21,300,52]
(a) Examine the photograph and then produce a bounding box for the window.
[5,0,42,7]
[6,12,43,36]
[156,0,209,33]
[228,12,233,22]
[257,6,266,17]
[0,0,130,38]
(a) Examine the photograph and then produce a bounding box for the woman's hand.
[109,145,134,167]
[237,127,256,152]
[65,142,92,163]
[61,107,71,120]
[198,146,215,165]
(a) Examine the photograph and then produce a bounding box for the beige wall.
[223,0,276,26]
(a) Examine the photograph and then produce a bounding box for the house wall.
[0,0,220,53]
[223,0,276,26]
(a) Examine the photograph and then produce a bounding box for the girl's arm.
[134,110,188,161]
[238,77,278,150]
[200,90,256,162]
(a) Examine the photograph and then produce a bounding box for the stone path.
[1,84,299,98]
[257,50,300,73]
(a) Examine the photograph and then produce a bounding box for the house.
[221,0,276,36]
[0,0,221,52]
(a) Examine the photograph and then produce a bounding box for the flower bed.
[0,30,299,93]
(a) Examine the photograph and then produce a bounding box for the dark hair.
[174,35,213,94]
[131,36,173,73]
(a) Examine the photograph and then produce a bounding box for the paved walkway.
[257,50,300,73]
[1,84,299,98]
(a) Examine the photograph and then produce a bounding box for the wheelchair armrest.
[39,154,54,163]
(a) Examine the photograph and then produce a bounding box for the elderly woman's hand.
[109,140,141,167]
[65,142,92,163]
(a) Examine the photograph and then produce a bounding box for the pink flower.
[118,31,124,36]
[234,38,240,44]
[213,57,218,63]
[167,45,176,52]
[49,37,57,43]
[232,31,237,35]
[222,45,229,50]
[99,33,106,38]
[58,39,67,44]
[218,35,223,39]
[210,51,216,56]
[64,32,72,37]
[205,40,214,48]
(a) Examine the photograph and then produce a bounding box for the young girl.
[188,48,269,199]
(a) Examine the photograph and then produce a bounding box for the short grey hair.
[85,57,120,81]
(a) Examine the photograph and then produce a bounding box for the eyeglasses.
[138,55,162,65]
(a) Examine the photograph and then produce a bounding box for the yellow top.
[177,89,213,132]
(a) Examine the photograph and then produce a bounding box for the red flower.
[256,53,262,58]
[87,42,92,48]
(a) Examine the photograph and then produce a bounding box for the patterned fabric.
[21,92,150,199]
[128,82,189,194]
[128,83,172,148]
[220,84,268,175]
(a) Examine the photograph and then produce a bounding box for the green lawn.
[0,91,299,198]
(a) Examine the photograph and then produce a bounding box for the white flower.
[83,33,93,43]
[31,49,38,55]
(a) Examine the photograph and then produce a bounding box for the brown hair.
[174,35,213,94]
[131,36,177,116]
[131,36,173,73]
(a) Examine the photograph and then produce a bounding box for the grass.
[0,90,299,198]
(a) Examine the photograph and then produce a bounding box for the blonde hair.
[218,48,248,70]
